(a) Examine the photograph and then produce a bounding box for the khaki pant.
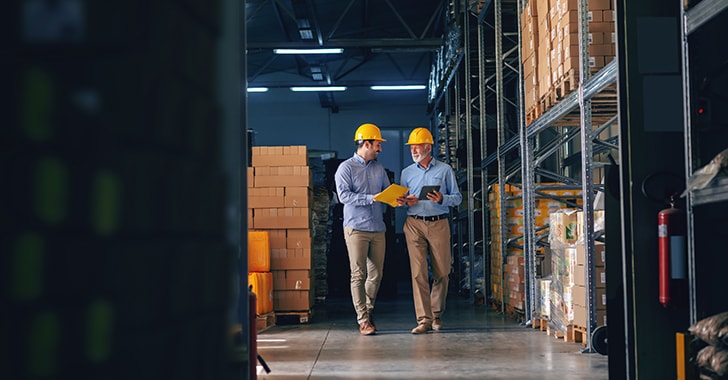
[403,217,451,325]
[343,227,386,324]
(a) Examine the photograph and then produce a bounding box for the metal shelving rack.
[680,0,728,325]
[479,0,619,348]
[430,2,620,333]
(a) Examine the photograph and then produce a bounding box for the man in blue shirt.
[396,127,462,334]
[334,123,391,335]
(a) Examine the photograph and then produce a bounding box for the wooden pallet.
[571,325,588,347]
[256,312,276,333]
[526,105,542,125]
[547,326,566,339]
[537,89,558,117]
[562,324,576,343]
[554,69,577,100]
[504,304,525,323]
[275,310,314,324]
[532,317,549,331]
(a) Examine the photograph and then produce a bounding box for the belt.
[410,213,449,222]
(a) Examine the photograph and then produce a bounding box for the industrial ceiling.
[245,0,448,112]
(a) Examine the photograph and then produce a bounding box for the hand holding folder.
[373,184,409,207]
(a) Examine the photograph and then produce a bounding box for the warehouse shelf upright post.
[476,2,491,307]
[516,0,538,325]
[463,4,478,303]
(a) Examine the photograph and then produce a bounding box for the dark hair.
[355,140,373,148]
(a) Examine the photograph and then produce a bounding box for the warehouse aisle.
[255,295,608,379]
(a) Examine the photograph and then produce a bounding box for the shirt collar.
[416,157,436,170]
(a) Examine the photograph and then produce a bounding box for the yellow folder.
[373,184,409,207]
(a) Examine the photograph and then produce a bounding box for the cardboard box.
[573,304,607,327]
[603,9,615,22]
[536,0,550,21]
[523,53,537,77]
[253,208,310,229]
[573,264,606,288]
[588,10,604,22]
[588,0,612,10]
[575,241,606,267]
[287,229,312,249]
[248,187,285,208]
[539,279,552,317]
[247,167,254,187]
[273,269,312,290]
[268,229,287,250]
[285,187,311,208]
[589,21,614,33]
[274,290,314,311]
[589,32,605,45]
[571,285,607,308]
[589,43,613,56]
[254,166,312,188]
[252,145,308,167]
[270,247,311,270]
[504,263,525,280]
[549,209,579,244]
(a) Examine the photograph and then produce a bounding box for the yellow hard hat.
[354,123,387,142]
[406,127,434,145]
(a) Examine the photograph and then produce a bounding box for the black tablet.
[418,185,440,200]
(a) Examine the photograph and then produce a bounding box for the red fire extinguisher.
[657,196,687,308]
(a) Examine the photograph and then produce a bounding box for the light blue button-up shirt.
[400,158,462,217]
[335,153,391,232]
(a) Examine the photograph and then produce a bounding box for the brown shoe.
[411,323,432,334]
[433,318,443,331]
[359,320,376,335]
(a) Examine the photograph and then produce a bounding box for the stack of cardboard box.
[522,0,616,124]
[248,146,315,314]
[548,208,607,335]
[489,184,581,311]
[572,241,607,327]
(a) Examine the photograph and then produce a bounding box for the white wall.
[247,87,431,165]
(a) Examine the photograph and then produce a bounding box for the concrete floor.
[255,295,609,379]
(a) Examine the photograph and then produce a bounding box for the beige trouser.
[403,217,451,326]
[343,227,386,324]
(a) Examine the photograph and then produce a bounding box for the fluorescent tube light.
[290,86,347,92]
[247,87,269,92]
[370,85,427,91]
[274,48,343,55]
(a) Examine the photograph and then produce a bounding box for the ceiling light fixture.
[273,48,343,55]
[370,85,427,90]
[290,86,347,92]
[247,87,269,92]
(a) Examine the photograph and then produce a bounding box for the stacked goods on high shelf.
[521,0,616,124]
[248,146,315,320]
[548,208,606,341]
[488,184,582,311]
